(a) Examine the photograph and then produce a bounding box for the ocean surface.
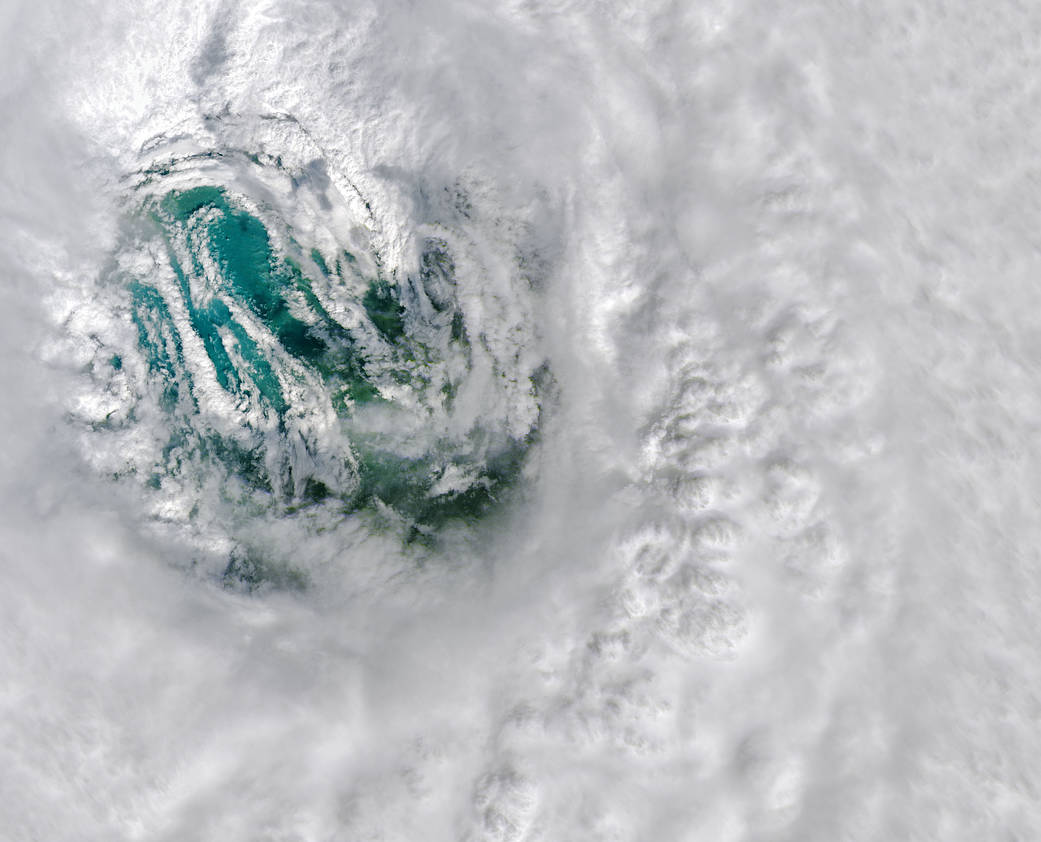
[2,1,1040,839]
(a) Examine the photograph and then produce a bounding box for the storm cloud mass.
[2,1,1041,839]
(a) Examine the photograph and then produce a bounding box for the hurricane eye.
[71,143,547,583]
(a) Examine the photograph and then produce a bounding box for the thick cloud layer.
[3,1,1041,839]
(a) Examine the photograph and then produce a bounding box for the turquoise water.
[122,183,540,569]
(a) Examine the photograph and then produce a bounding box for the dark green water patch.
[222,546,309,594]
[351,434,529,534]
[362,279,406,343]
[310,247,330,277]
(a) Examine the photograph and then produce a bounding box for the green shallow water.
[119,183,541,567]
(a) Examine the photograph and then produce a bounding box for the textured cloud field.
[2,0,1040,839]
